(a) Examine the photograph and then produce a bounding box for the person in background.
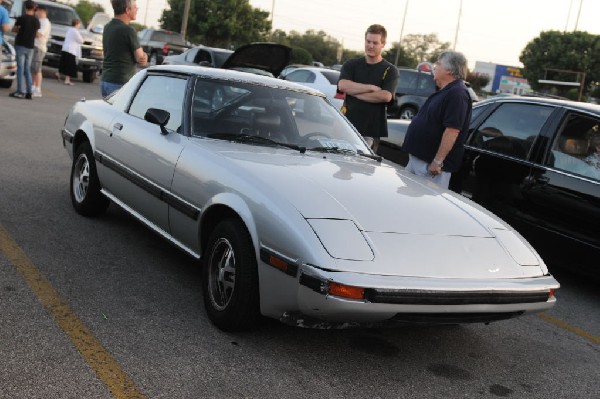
[10,0,40,99]
[56,18,83,85]
[338,24,398,152]
[100,0,147,96]
[401,51,473,189]
[31,4,50,97]
[0,0,10,65]
[584,134,600,169]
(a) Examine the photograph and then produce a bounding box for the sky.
[82,0,599,69]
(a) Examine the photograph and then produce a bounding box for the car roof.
[476,95,600,114]
[148,65,326,97]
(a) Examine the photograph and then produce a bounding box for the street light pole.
[394,0,409,66]
[181,0,191,40]
[574,0,583,31]
[453,0,463,50]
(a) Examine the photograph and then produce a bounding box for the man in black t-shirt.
[10,0,40,99]
[338,24,398,152]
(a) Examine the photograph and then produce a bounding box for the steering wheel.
[303,132,329,140]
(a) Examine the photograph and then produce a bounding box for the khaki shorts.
[31,47,46,73]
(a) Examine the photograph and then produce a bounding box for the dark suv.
[387,67,436,119]
[5,0,103,83]
[138,29,191,66]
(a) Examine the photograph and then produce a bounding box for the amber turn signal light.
[328,282,365,300]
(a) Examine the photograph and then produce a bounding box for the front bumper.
[286,264,559,327]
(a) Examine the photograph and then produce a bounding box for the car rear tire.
[0,79,13,88]
[400,106,417,120]
[202,218,260,331]
[70,141,109,217]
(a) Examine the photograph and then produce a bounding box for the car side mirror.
[144,108,171,135]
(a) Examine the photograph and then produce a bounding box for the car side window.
[193,50,211,64]
[397,71,418,91]
[185,48,197,63]
[546,113,600,180]
[469,103,553,160]
[128,75,187,133]
[286,70,315,83]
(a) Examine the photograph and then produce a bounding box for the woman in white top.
[56,18,83,85]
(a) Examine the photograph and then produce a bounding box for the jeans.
[100,81,124,97]
[15,45,34,94]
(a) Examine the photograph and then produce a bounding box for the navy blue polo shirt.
[402,79,472,173]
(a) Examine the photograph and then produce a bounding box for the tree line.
[72,0,600,99]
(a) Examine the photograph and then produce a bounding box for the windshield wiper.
[357,150,383,162]
[308,146,383,162]
[308,146,356,155]
[207,133,306,153]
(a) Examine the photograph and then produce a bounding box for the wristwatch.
[432,159,444,168]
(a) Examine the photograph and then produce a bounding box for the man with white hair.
[402,51,472,188]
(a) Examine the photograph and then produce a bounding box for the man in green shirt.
[100,0,147,96]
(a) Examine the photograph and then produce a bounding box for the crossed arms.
[338,79,393,104]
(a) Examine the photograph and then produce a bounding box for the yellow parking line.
[0,223,146,399]
[537,312,600,345]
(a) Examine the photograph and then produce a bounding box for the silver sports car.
[61,65,559,331]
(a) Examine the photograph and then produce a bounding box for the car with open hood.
[162,42,291,78]
[60,65,559,331]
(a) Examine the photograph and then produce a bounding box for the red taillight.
[335,91,345,100]
[162,44,170,55]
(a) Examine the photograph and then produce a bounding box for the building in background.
[474,61,531,95]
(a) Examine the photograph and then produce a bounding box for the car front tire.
[202,218,260,331]
[70,141,109,216]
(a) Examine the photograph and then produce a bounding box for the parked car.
[138,29,191,66]
[280,66,345,109]
[162,45,233,68]
[0,42,17,89]
[163,42,291,78]
[380,96,600,277]
[5,0,103,83]
[60,65,559,331]
[387,67,436,119]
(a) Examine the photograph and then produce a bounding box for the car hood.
[213,146,499,237]
[191,141,545,277]
[221,43,292,77]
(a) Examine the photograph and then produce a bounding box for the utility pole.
[394,0,409,66]
[453,0,463,50]
[574,0,584,31]
[181,0,192,40]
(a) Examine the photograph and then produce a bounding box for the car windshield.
[192,79,370,154]
[46,6,79,26]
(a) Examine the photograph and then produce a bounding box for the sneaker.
[33,88,42,97]
[25,93,32,100]
[9,91,25,99]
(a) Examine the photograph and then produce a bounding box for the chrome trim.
[101,189,200,259]
[95,150,201,220]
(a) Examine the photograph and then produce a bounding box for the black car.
[380,96,600,277]
[138,29,191,66]
[386,67,436,119]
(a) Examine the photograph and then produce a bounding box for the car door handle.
[111,123,123,136]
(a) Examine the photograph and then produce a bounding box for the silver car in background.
[61,65,559,331]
